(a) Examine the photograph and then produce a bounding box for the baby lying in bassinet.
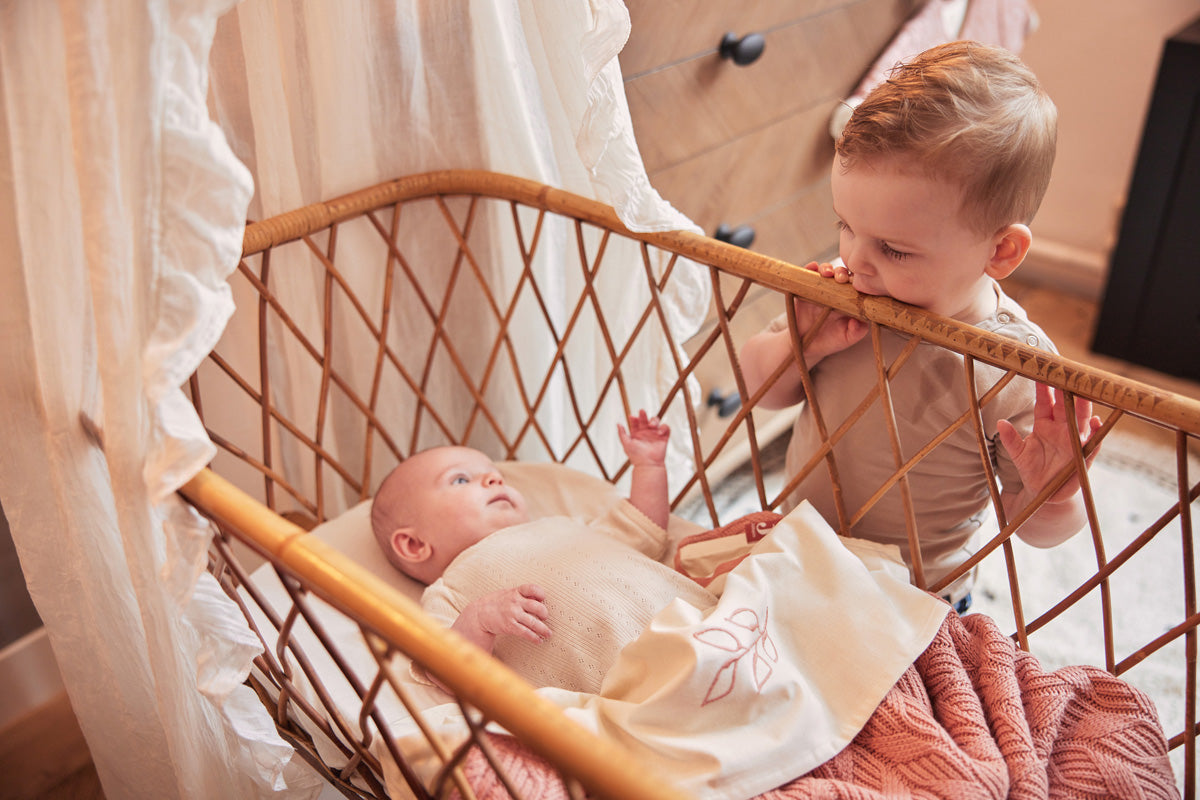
[368,412,949,798]
[369,411,721,693]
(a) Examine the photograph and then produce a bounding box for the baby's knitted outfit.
[420,500,716,693]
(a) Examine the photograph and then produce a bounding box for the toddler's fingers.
[995,417,1022,458]
[790,294,817,314]
[1032,382,1054,420]
[1073,395,1095,428]
[844,318,868,344]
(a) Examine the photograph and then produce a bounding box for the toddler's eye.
[880,242,911,261]
[835,220,851,235]
[451,475,469,485]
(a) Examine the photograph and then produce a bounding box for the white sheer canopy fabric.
[208,0,706,514]
[0,1,311,797]
[0,1,703,797]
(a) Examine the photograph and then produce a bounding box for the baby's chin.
[491,496,530,524]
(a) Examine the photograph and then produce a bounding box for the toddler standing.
[739,41,1101,607]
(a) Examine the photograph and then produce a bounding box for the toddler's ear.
[390,528,432,566]
[984,224,1033,280]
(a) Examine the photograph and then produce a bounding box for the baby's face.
[830,156,1001,323]
[404,447,529,567]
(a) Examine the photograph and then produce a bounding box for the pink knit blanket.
[462,611,1178,799]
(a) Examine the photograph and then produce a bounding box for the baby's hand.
[619,410,670,466]
[468,584,551,644]
[789,261,868,363]
[997,384,1103,503]
[618,410,670,467]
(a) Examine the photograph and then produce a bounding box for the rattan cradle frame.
[181,169,1200,799]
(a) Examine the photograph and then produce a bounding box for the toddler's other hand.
[997,383,1102,503]
[618,410,670,467]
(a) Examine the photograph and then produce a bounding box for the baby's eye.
[450,475,469,485]
[880,241,911,261]
[835,220,851,235]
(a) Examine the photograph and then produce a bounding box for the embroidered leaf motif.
[693,606,774,706]
[759,630,778,663]
[704,659,739,705]
[752,650,774,689]
[694,627,743,652]
[728,608,762,632]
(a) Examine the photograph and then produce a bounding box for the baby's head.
[370,446,529,584]
[830,41,1057,319]
[837,41,1057,236]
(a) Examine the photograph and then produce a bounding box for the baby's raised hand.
[467,583,551,645]
[997,383,1103,503]
[618,410,670,467]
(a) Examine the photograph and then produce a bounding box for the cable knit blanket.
[462,610,1178,800]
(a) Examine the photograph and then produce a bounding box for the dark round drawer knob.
[707,388,742,418]
[714,223,756,249]
[719,32,766,66]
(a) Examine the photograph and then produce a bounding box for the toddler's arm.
[451,583,550,655]
[739,261,867,409]
[618,410,670,530]
[997,384,1103,547]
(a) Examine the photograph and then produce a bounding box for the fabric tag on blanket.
[674,510,783,590]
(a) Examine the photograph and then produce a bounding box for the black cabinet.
[1093,16,1200,381]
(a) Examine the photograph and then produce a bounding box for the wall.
[1019,0,1200,298]
[0,500,41,649]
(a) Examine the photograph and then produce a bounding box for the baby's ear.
[389,528,432,566]
[984,223,1033,280]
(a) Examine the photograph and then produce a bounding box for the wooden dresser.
[620,0,921,472]
[621,0,921,263]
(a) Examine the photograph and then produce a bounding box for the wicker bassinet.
[181,170,1199,799]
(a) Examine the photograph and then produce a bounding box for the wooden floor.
[0,691,103,800]
[1,279,1196,800]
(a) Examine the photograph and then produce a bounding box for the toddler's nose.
[483,471,502,486]
[841,243,865,275]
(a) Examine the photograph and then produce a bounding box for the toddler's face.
[830,157,1001,322]
[404,447,529,565]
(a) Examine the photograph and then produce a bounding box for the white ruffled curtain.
[0,1,702,797]
[207,0,706,515]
